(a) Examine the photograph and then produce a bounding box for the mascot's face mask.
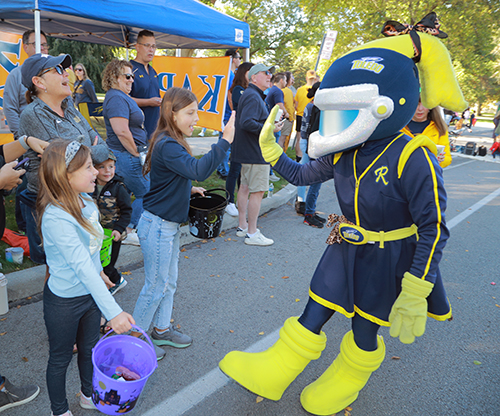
[308,48,420,158]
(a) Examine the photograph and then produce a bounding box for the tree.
[47,38,115,93]
[216,0,500,108]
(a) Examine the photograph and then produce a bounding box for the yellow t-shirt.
[295,85,313,117]
[282,87,295,121]
[401,122,452,168]
[66,68,77,92]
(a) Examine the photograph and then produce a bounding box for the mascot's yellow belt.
[326,214,418,249]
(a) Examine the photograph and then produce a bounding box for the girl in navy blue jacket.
[131,88,234,356]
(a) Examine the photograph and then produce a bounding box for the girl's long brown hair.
[37,140,101,243]
[229,62,254,93]
[429,107,447,137]
[143,87,197,175]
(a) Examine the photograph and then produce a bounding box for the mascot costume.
[219,13,467,415]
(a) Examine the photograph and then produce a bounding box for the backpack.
[306,105,321,138]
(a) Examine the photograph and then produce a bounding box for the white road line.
[443,159,476,171]
[142,329,280,416]
[142,185,500,416]
[446,186,500,230]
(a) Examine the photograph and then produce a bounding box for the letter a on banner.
[153,56,231,132]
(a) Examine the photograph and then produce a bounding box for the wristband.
[18,135,30,151]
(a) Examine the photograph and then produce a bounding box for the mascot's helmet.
[309,48,420,158]
[308,13,467,159]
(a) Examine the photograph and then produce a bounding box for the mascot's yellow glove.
[389,272,434,344]
[259,105,284,166]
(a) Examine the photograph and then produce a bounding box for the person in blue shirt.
[265,72,289,182]
[130,87,234,352]
[102,59,149,246]
[216,49,241,179]
[72,63,98,106]
[224,62,254,217]
[130,30,162,140]
[38,140,134,416]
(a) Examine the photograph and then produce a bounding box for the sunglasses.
[122,73,135,80]
[75,68,84,72]
[39,64,65,77]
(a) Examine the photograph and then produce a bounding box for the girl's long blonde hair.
[143,87,197,176]
[37,140,101,242]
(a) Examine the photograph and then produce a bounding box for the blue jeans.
[297,139,322,215]
[216,131,230,176]
[114,150,150,228]
[44,284,101,415]
[225,160,241,203]
[133,211,180,331]
[19,189,45,264]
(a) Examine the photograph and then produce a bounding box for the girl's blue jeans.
[133,210,180,331]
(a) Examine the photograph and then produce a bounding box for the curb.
[5,183,297,304]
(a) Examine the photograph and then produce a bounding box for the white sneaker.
[79,392,96,410]
[269,173,280,182]
[122,230,140,246]
[245,230,274,246]
[236,227,248,237]
[225,202,238,217]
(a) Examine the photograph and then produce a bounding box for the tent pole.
[175,48,181,57]
[243,48,249,62]
[34,0,41,53]
[126,48,129,60]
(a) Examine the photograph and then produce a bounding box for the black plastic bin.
[464,141,476,155]
[188,188,229,239]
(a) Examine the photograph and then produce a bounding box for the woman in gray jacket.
[18,53,109,265]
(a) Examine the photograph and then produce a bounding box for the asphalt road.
[1,152,499,416]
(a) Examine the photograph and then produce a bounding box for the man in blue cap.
[231,63,282,246]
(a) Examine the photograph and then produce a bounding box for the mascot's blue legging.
[298,298,380,351]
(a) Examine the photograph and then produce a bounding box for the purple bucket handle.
[98,324,155,353]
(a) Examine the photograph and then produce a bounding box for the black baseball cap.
[21,53,72,89]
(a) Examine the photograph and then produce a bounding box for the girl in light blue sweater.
[37,140,135,416]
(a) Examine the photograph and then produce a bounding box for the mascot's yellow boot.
[300,330,385,415]
[219,317,326,401]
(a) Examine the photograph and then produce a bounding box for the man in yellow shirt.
[294,70,317,161]
[281,72,296,150]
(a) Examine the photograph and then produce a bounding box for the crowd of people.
[0,24,479,415]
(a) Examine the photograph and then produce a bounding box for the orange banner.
[0,31,27,142]
[152,56,231,132]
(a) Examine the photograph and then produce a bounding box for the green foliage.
[47,38,116,93]
[216,0,500,108]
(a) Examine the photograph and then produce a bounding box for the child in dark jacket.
[91,150,132,295]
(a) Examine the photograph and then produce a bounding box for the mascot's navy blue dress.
[220,13,467,416]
